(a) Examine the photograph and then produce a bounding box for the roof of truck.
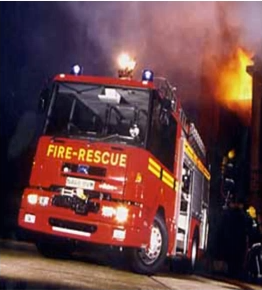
[54,74,155,89]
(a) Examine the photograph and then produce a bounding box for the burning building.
[198,1,257,208]
[198,43,254,207]
[247,56,262,221]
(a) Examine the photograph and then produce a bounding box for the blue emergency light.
[142,69,154,82]
[70,64,83,76]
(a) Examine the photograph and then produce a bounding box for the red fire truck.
[18,61,210,274]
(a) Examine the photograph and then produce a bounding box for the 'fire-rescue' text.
[46,144,127,167]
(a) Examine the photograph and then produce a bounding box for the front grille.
[52,194,100,215]
[49,218,97,233]
[49,187,111,200]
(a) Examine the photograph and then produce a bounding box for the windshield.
[45,82,150,146]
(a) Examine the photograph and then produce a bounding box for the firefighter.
[221,200,248,279]
[245,206,262,280]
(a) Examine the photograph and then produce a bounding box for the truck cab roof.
[54,74,155,90]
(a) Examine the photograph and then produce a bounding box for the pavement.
[0,238,261,290]
[195,258,262,290]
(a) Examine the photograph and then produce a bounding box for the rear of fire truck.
[18,56,210,274]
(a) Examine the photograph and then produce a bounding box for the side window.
[148,94,177,172]
[46,93,73,134]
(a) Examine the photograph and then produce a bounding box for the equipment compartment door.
[176,161,193,254]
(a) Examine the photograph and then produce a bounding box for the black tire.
[36,239,75,259]
[129,213,168,275]
[170,236,199,274]
[190,235,199,272]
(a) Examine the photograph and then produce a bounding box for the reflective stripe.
[162,176,174,188]
[162,170,174,188]
[148,157,161,178]
[148,157,161,171]
[52,226,91,237]
[184,141,211,180]
[148,164,161,178]
[162,170,174,183]
[148,158,177,190]
[203,167,210,180]
[175,181,179,192]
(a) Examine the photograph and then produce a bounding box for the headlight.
[102,206,115,218]
[27,194,38,205]
[27,194,49,206]
[115,206,129,223]
[101,205,129,223]
[39,196,49,206]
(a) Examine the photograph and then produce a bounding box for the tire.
[190,236,199,272]
[129,213,168,275]
[36,239,75,259]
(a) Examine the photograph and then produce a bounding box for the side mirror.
[38,87,50,113]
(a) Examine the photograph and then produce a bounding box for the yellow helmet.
[247,206,256,219]
[228,149,235,159]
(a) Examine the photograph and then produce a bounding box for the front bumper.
[18,188,150,248]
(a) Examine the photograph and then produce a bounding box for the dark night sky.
[0,2,262,236]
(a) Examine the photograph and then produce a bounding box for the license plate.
[66,177,95,190]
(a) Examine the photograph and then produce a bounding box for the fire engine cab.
[18,57,210,274]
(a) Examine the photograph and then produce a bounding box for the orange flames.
[216,47,253,125]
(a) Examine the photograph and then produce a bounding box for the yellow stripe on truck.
[148,157,161,171]
[162,170,174,188]
[184,141,211,180]
[148,164,161,178]
[175,181,179,192]
[148,157,161,178]
[148,158,176,189]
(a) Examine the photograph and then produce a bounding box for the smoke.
[2,2,261,144]
[63,1,262,104]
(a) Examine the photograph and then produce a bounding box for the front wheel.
[128,213,168,275]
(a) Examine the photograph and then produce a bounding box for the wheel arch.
[128,207,169,274]
[156,206,166,223]
[188,224,200,260]
[193,225,200,242]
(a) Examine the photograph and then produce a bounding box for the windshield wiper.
[51,128,97,142]
[98,134,134,142]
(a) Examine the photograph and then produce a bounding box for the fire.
[117,53,136,71]
[216,47,253,125]
[117,53,136,79]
